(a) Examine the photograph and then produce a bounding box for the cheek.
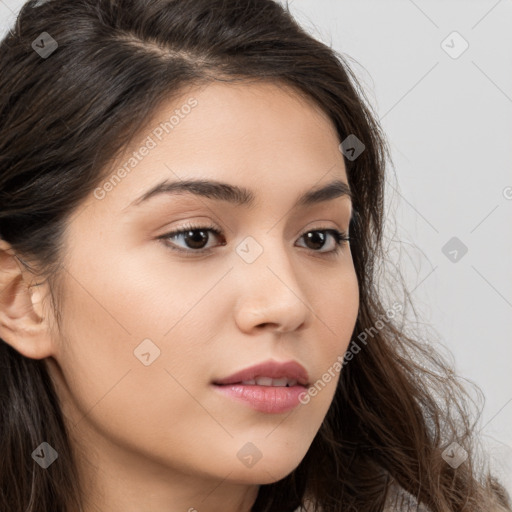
[310,262,359,349]
[301,266,359,404]
[53,274,219,465]
[52,246,224,427]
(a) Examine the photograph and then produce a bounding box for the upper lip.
[213,359,310,387]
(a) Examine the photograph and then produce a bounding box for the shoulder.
[293,481,511,511]
[291,486,431,512]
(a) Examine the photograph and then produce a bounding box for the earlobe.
[0,239,54,360]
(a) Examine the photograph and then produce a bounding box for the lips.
[213,359,310,387]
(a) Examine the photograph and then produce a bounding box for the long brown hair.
[0,1,510,511]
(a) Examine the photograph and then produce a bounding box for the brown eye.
[159,224,225,253]
[297,229,350,254]
[179,229,210,249]
[302,231,328,250]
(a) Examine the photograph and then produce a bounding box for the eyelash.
[158,222,351,257]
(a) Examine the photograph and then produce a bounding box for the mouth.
[212,359,310,388]
[211,381,309,414]
[211,359,311,413]
[214,377,305,388]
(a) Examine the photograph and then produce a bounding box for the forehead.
[87,80,349,215]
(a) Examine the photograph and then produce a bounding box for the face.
[44,81,359,506]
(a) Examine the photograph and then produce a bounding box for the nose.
[233,237,310,334]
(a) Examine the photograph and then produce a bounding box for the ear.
[0,238,55,359]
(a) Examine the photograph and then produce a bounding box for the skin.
[0,81,359,512]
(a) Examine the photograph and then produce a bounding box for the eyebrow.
[126,177,352,210]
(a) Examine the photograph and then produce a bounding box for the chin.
[226,453,306,485]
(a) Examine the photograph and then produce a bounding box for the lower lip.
[212,383,307,414]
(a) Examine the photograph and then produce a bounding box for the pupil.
[305,231,325,250]
[186,230,208,249]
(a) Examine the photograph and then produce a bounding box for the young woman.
[0,0,510,511]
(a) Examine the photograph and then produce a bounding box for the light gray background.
[1,0,511,494]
